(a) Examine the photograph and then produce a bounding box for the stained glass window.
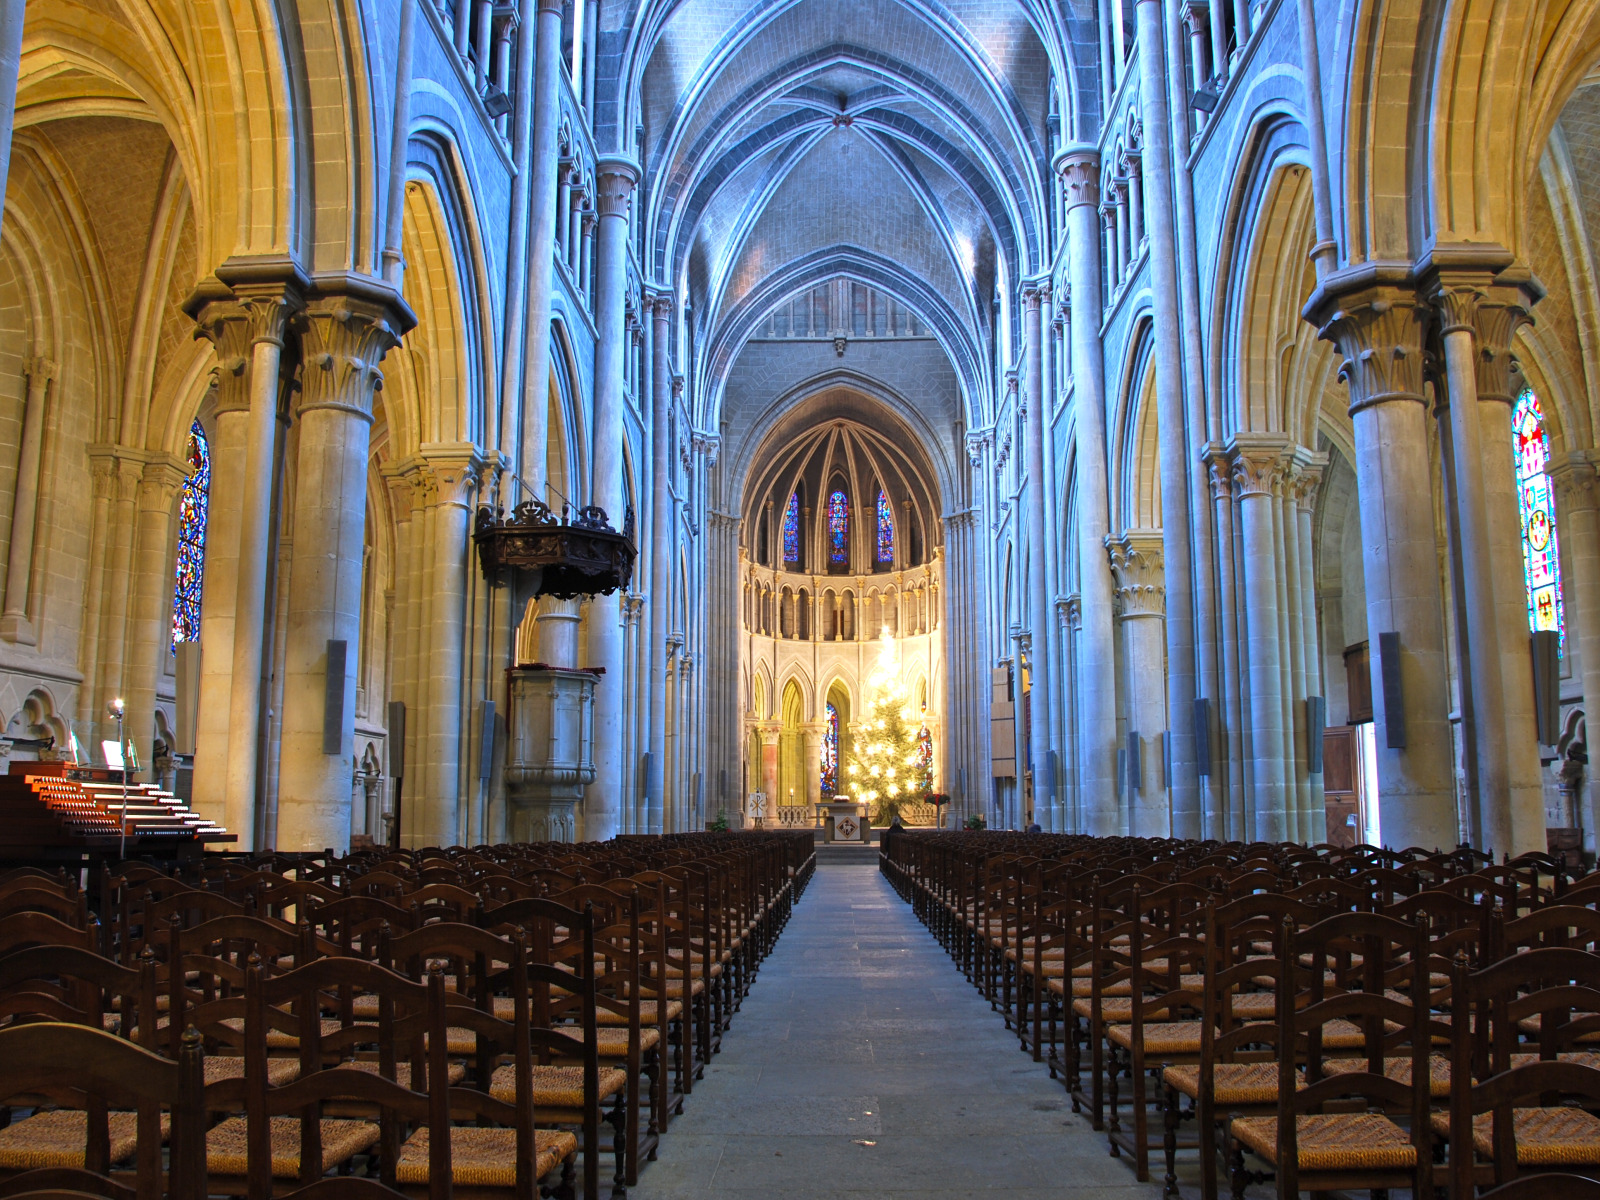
[915,722,933,792]
[170,419,210,651]
[1514,388,1564,650]
[876,489,894,564]
[821,702,839,795]
[828,489,849,566]
[782,493,801,565]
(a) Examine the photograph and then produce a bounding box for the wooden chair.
[0,1022,204,1200]
[1224,912,1433,1200]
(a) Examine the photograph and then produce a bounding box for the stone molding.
[1549,451,1599,514]
[1107,531,1165,618]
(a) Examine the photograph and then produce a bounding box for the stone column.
[1135,0,1200,839]
[1459,280,1545,856]
[1230,435,1291,841]
[519,0,565,498]
[581,157,637,842]
[0,1,24,246]
[0,357,53,643]
[1058,147,1119,835]
[418,444,479,847]
[1206,445,1248,840]
[803,722,823,811]
[1314,283,1457,850]
[214,265,304,851]
[187,301,252,822]
[1293,451,1328,838]
[123,458,189,778]
[93,453,146,759]
[1551,453,1600,853]
[277,286,407,852]
[645,293,673,834]
[1021,281,1056,832]
[1109,532,1168,836]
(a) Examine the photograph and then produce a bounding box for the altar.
[820,798,869,843]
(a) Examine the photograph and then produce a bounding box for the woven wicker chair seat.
[343,1059,466,1089]
[1107,1020,1204,1055]
[648,977,707,998]
[220,1016,343,1050]
[1163,1061,1304,1105]
[489,1063,628,1107]
[1517,1013,1600,1043]
[1230,1112,1416,1171]
[1427,1106,1600,1164]
[1509,1052,1600,1069]
[1324,1054,1451,1097]
[595,1027,660,1056]
[1074,998,1174,1023]
[203,1055,301,1087]
[206,1114,380,1178]
[0,1109,169,1169]
[1020,959,1064,977]
[395,1123,577,1187]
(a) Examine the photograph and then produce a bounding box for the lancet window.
[876,488,894,565]
[782,492,801,567]
[1513,387,1565,648]
[170,419,210,651]
[828,488,849,570]
[821,701,839,795]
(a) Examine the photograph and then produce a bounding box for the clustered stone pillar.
[276,288,405,852]
[1021,281,1056,832]
[581,156,638,842]
[1058,146,1120,835]
[215,264,305,851]
[1316,284,1457,851]
[123,459,189,778]
[1552,453,1600,852]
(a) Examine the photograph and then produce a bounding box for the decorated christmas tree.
[844,631,932,824]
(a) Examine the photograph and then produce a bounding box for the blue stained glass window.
[782,493,800,565]
[1514,388,1564,651]
[828,489,849,565]
[170,419,210,651]
[876,489,894,563]
[915,722,933,792]
[821,702,839,795]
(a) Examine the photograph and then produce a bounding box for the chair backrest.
[0,1021,204,1200]
[0,943,155,1046]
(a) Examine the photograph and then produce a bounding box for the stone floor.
[629,863,1174,1199]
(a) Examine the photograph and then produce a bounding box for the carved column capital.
[1226,432,1292,498]
[1549,451,1600,515]
[1289,447,1329,512]
[381,461,419,522]
[23,356,57,386]
[1314,285,1430,415]
[1202,442,1234,501]
[1055,146,1101,211]
[138,455,190,511]
[190,298,253,415]
[299,287,408,419]
[418,441,484,508]
[594,157,638,219]
[1107,531,1165,618]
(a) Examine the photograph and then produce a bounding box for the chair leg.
[1162,1085,1181,1200]
[606,1090,628,1200]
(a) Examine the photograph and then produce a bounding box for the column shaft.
[1,359,53,640]
[124,461,187,777]
[519,0,565,498]
[582,158,637,841]
[1022,284,1054,832]
[646,296,673,833]
[1233,445,1289,841]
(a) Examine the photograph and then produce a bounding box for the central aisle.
[630,863,1165,1198]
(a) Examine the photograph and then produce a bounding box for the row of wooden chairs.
[882,831,1600,1198]
[0,830,814,1199]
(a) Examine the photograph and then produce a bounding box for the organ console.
[0,759,232,862]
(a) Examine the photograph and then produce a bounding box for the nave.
[629,861,1151,1200]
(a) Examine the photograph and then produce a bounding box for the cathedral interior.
[0,0,1597,863]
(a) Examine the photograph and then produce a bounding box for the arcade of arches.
[1,0,1600,859]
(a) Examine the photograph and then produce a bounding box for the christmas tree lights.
[844,629,933,823]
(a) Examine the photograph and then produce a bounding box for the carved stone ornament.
[1107,532,1165,618]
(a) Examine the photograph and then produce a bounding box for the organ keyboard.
[0,760,233,858]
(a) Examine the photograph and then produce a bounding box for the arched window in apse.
[171,420,210,651]
[1514,388,1564,649]
[876,488,894,564]
[821,701,839,795]
[915,723,933,793]
[782,492,801,567]
[828,489,849,567]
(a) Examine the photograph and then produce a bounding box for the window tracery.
[876,488,894,564]
[828,488,849,568]
[783,492,801,566]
